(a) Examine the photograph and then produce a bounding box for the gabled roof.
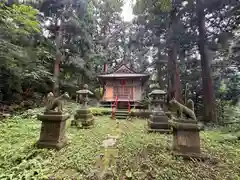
[113,64,136,74]
[97,63,150,79]
[97,73,150,78]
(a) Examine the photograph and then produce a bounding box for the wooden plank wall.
[103,79,143,101]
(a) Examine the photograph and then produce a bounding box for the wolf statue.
[45,92,70,113]
[169,98,197,121]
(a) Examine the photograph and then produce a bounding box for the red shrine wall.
[102,79,142,101]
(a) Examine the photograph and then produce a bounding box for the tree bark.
[157,62,164,89]
[157,48,167,89]
[196,0,216,122]
[167,7,182,103]
[53,19,62,97]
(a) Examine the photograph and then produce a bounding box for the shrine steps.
[99,101,137,109]
[99,103,112,108]
[115,110,129,120]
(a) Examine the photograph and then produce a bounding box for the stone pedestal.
[147,110,171,133]
[96,122,120,179]
[37,112,70,150]
[72,108,94,128]
[171,118,206,159]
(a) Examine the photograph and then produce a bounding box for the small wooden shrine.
[97,63,150,108]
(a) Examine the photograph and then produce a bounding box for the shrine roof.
[148,89,167,96]
[97,73,149,78]
[97,64,150,78]
[76,89,93,95]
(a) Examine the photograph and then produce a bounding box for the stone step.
[116,109,129,111]
[115,115,128,118]
[115,116,127,120]
[100,105,111,108]
[115,111,129,115]
[115,113,128,116]
[115,111,129,120]
[111,109,129,120]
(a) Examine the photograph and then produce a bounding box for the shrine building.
[97,63,150,109]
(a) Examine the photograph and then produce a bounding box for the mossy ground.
[0,109,240,180]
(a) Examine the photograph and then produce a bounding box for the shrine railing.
[111,96,118,119]
[128,97,131,113]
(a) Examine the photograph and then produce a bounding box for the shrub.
[89,107,111,116]
[222,104,240,133]
[129,109,151,118]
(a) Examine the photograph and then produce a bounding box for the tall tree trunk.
[196,0,216,122]
[174,62,181,101]
[53,20,62,96]
[167,7,182,103]
[157,62,164,89]
[102,22,110,72]
[157,48,167,89]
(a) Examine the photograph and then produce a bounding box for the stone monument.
[36,92,70,150]
[147,89,171,133]
[169,98,205,159]
[72,84,94,128]
[95,122,121,179]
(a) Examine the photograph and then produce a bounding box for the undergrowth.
[0,107,240,179]
[0,116,117,179]
[214,104,240,141]
[18,103,112,118]
[116,121,240,180]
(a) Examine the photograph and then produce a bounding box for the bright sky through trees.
[121,0,135,22]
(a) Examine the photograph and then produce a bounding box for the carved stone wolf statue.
[45,92,70,113]
[169,98,197,121]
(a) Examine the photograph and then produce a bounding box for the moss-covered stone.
[171,118,206,160]
[36,112,70,150]
[72,108,94,128]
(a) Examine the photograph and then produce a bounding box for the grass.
[0,116,118,179]
[0,106,240,179]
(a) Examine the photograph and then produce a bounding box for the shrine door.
[113,86,133,100]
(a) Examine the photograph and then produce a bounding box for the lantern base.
[72,108,94,128]
[172,151,211,161]
[147,111,171,133]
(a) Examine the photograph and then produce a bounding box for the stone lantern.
[148,89,167,110]
[76,84,93,107]
[72,84,94,128]
[147,89,171,133]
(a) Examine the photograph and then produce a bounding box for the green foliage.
[0,0,239,126]
[0,3,40,67]
[117,121,240,179]
[133,0,240,120]
[0,112,240,179]
[94,87,104,100]
[129,110,150,118]
[216,71,240,105]
[0,3,40,35]
[89,107,112,116]
[134,0,172,14]
[0,116,115,179]
[157,0,172,12]
[222,104,240,132]
[225,73,240,104]
[0,2,51,103]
